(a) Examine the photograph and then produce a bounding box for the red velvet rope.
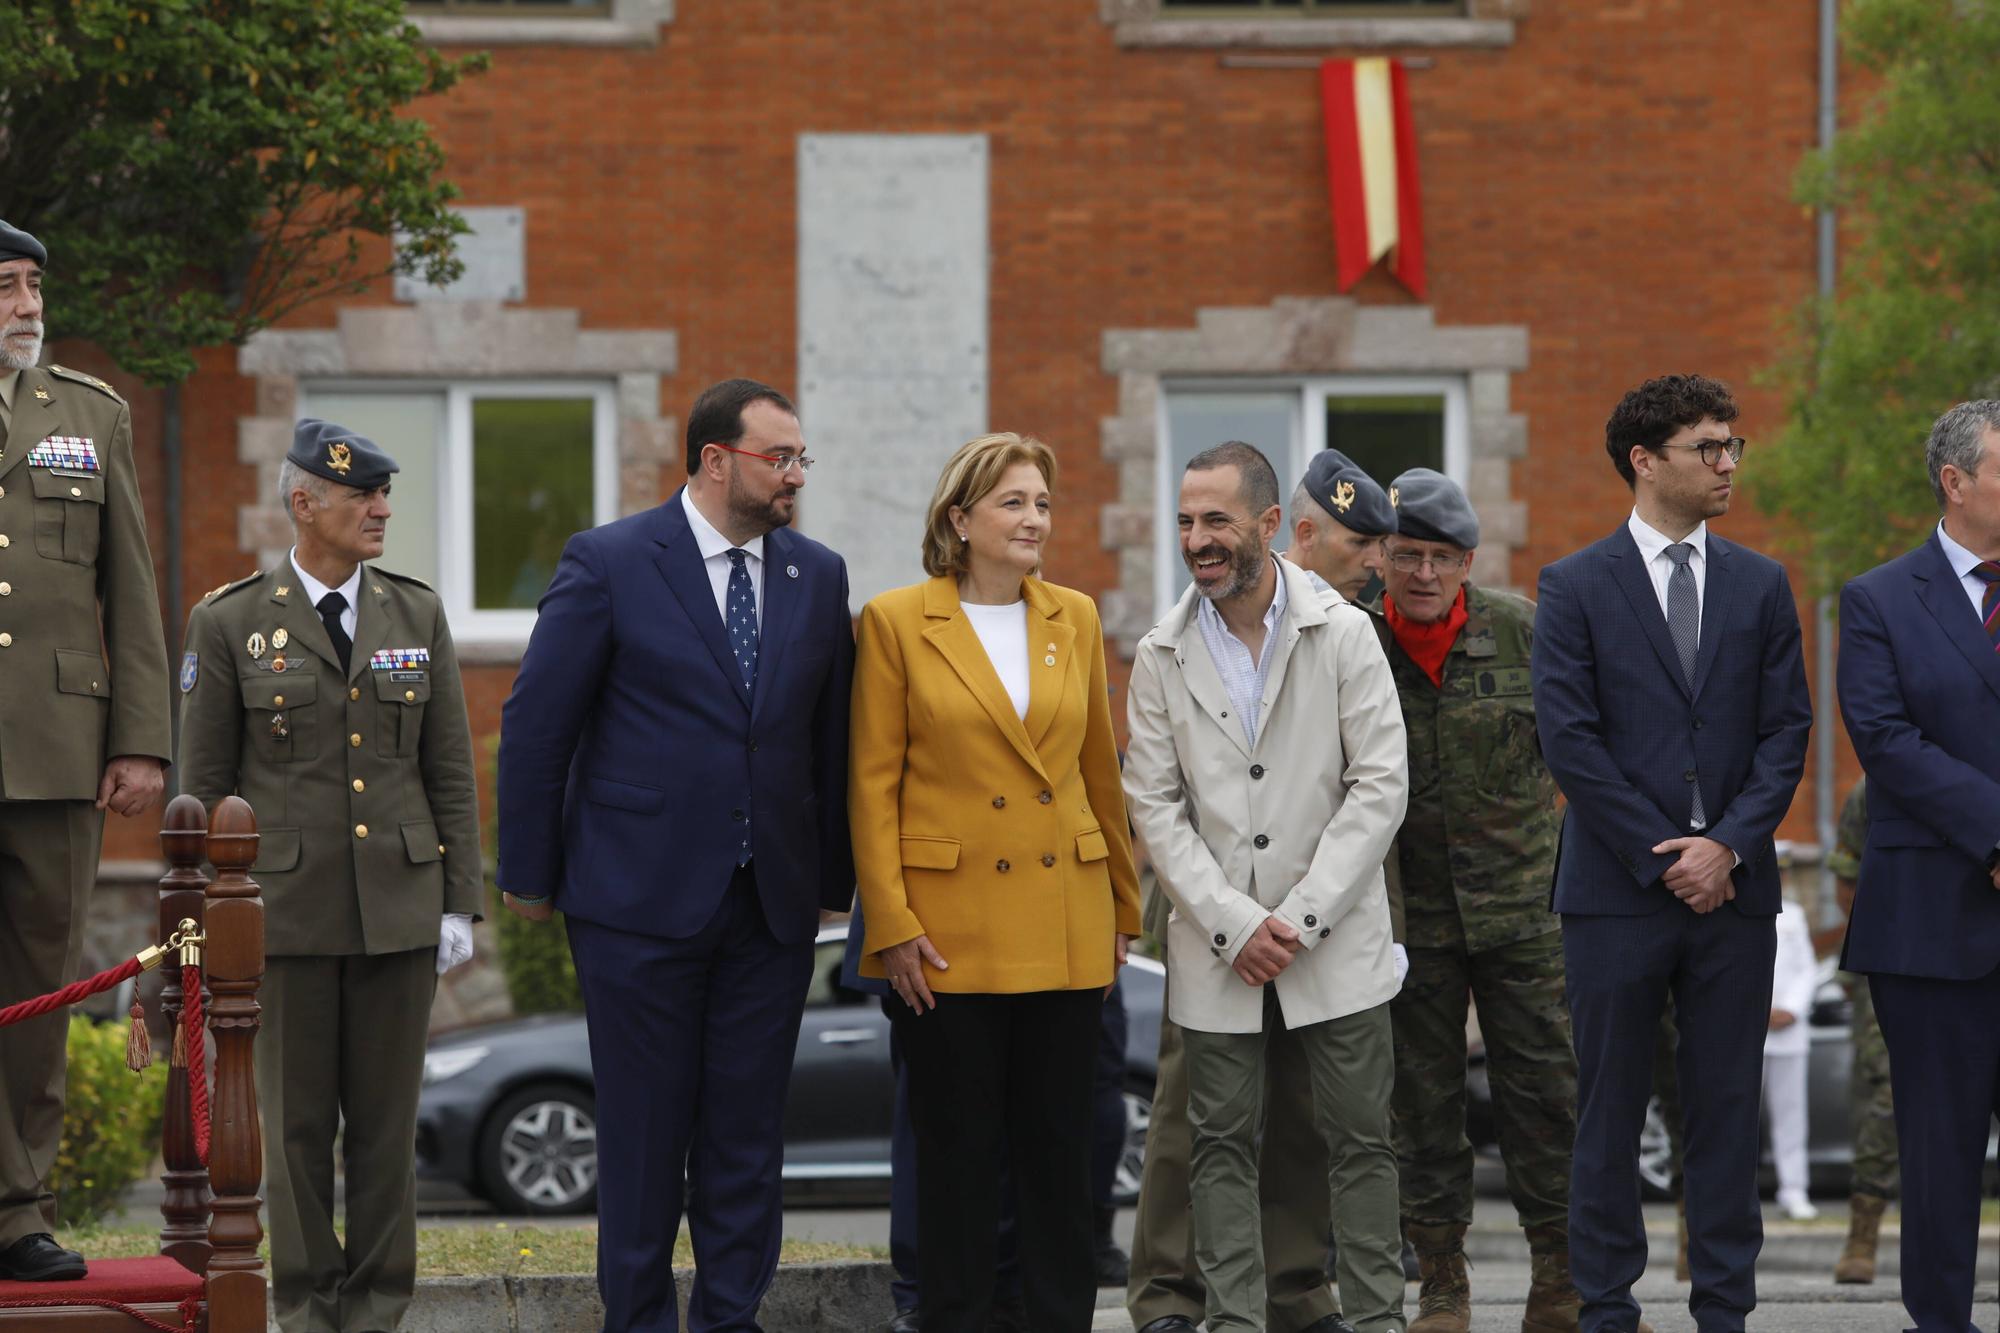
[0,956,143,1029]
[182,963,210,1167]
[0,1293,204,1331]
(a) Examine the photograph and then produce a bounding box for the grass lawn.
[56,1224,883,1276]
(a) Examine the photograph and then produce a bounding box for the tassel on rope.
[125,997,152,1072]
[171,1014,188,1068]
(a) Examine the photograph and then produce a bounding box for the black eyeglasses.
[1659,436,1746,467]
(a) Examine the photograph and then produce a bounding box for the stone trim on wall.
[1098,0,1522,49]
[1098,296,1528,655]
[410,0,672,48]
[236,301,677,661]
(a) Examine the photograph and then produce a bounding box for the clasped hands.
[1232,915,1301,986]
[1652,835,1736,913]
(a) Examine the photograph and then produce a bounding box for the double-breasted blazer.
[850,575,1142,993]
[1123,559,1409,1035]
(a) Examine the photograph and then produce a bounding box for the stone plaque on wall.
[797,134,989,607]
[395,206,526,303]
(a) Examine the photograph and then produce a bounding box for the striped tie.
[1976,561,2000,650]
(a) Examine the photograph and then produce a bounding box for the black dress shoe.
[1297,1317,1359,1333]
[1136,1318,1199,1333]
[0,1233,86,1281]
[881,1311,919,1333]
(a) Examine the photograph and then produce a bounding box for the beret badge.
[327,441,352,475]
[1389,485,1401,507]
[1332,480,1355,514]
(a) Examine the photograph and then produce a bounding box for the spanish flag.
[1320,57,1427,299]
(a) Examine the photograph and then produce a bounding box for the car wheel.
[1638,1096,1675,1202]
[478,1082,599,1216]
[1112,1085,1152,1205]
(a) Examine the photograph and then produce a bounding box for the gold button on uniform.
[273,695,285,707]
[68,487,80,498]
[350,733,362,748]
[0,535,11,548]
[0,583,12,596]
[349,687,360,701]
[355,824,368,839]
[0,634,13,648]
[438,844,447,856]
[352,779,365,793]
[404,690,415,702]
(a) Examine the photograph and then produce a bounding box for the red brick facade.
[87,1,1848,860]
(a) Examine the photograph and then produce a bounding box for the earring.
[957,531,967,542]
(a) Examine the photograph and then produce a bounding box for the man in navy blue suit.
[498,379,854,1332]
[1531,374,1811,1333]
[1838,400,2000,1333]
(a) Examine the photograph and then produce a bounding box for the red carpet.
[0,1254,201,1305]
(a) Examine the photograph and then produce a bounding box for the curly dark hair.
[1604,374,1739,488]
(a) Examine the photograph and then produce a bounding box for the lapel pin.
[246,632,265,659]
[1045,654,1057,667]
[373,584,384,595]
[275,586,290,598]
[787,564,800,579]
[32,387,48,401]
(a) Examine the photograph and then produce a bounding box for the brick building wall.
[88,0,1850,868]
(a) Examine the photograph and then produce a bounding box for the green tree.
[1757,0,2000,590]
[0,0,486,385]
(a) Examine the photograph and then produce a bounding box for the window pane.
[471,397,596,610]
[1324,394,1444,485]
[297,391,443,588]
[1162,391,1299,602]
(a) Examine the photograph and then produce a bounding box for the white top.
[682,489,764,627]
[1194,557,1290,749]
[289,549,360,638]
[1627,509,1709,634]
[962,598,1030,720]
[1935,520,1994,624]
[1765,897,1817,1058]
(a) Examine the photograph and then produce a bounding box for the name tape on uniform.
[27,436,98,471]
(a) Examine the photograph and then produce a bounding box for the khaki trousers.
[1182,992,1406,1333]
[261,949,436,1333]
[1127,1006,1342,1330]
[0,800,101,1245]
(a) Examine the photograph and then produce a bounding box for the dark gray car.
[415,924,1166,1216]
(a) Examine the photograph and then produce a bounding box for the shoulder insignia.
[202,570,263,603]
[371,567,435,592]
[46,364,126,404]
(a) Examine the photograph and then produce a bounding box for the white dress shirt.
[289,549,360,638]
[1195,557,1290,749]
[682,490,763,627]
[1935,520,1994,623]
[962,599,1030,720]
[1626,509,1709,635]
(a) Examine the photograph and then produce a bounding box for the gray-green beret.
[1391,467,1479,549]
[1302,449,1396,537]
[0,220,46,267]
[288,418,399,491]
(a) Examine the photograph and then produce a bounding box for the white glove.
[1391,943,1409,991]
[438,913,475,975]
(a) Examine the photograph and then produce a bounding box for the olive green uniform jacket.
[175,564,481,956]
[0,364,172,792]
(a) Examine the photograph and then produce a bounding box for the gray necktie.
[1665,543,1705,826]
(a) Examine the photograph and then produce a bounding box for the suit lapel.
[1,367,60,486]
[1255,562,1322,748]
[1690,537,1735,700]
[347,568,394,684]
[751,528,800,723]
[1178,621,1253,762]
[653,493,751,712]
[1021,579,1075,750]
[920,578,1051,782]
[1916,537,2000,708]
[1605,526,1692,700]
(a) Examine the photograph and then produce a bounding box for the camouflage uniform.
[1831,778,1898,1200]
[1367,584,1576,1234]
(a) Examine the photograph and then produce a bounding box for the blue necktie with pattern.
[726,549,758,864]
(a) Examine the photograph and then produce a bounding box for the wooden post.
[203,796,267,1333]
[155,794,210,1272]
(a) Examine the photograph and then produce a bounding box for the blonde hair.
[921,432,1059,579]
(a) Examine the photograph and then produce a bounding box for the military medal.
[271,657,287,673]
[272,628,289,650]
[270,713,289,740]
[246,632,266,659]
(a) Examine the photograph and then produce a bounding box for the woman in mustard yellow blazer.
[851,431,1142,1332]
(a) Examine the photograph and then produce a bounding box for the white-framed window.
[1155,375,1468,614]
[298,381,619,647]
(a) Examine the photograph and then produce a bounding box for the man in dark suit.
[1838,399,2000,1333]
[498,379,854,1333]
[1531,374,1811,1333]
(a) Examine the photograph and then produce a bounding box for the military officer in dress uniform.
[0,219,173,1284]
[176,419,480,1333]
[1364,470,1601,1333]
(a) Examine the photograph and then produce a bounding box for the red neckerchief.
[1383,586,1469,689]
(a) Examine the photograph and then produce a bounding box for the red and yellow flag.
[1320,57,1427,299]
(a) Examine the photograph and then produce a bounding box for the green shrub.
[53,1016,167,1227]
[483,736,581,1014]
